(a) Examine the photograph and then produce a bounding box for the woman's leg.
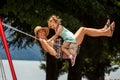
[40,39,58,57]
[100,19,110,31]
[74,21,115,46]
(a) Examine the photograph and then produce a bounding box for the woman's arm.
[39,39,48,51]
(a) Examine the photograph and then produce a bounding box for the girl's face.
[48,18,58,30]
[37,29,47,39]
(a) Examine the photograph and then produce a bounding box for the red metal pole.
[0,19,17,80]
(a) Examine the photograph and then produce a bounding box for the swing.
[0,20,17,80]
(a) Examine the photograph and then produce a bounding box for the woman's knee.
[80,27,87,33]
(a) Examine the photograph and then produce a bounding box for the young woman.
[46,15,115,66]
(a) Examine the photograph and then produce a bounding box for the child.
[47,15,78,66]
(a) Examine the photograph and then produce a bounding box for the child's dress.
[58,25,76,43]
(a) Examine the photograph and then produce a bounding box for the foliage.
[0,0,120,80]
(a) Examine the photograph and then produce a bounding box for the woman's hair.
[48,15,62,27]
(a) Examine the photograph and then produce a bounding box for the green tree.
[0,0,120,80]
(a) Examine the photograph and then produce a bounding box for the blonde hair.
[48,15,62,27]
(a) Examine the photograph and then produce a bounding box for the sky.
[0,27,43,61]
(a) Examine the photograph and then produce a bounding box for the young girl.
[46,15,115,66]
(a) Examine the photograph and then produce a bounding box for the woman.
[34,26,60,58]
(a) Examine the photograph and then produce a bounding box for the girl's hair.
[48,15,62,27]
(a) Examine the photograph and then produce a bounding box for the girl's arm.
[47,26,63,42]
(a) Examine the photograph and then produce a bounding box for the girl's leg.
[61,42,76,66]
[74,21,115,45]
[40,39,58,57]
[61,42,71,57]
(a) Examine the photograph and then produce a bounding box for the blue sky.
[0,42,43,61]
[0,28,43,61]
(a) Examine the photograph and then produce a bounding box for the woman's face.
[48,18,58,30]
[37,29,47,39]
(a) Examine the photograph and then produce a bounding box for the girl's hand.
[47,40,52,45]
[47,39,50,43]
[39,38,43,41]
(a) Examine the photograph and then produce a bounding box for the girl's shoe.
[70,54,77,67]
[102,19,110,30]
[110,21,115,36]
[106,19,110,27]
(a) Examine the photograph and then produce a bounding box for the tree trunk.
[46,53,59,80]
